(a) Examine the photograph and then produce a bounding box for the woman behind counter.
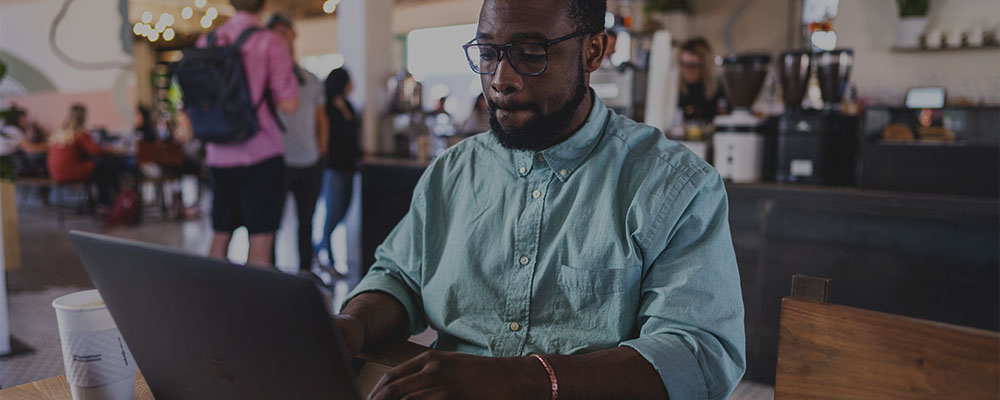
[677,37,727,125]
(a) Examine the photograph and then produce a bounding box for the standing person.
[677,37,726,124]
[267,13,329,274]
[199,0,299,267]
[315,67,359,272]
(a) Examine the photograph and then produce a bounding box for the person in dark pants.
[268,13,329,273]
[316,67,359,272]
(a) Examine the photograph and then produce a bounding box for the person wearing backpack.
[183,0,299,267]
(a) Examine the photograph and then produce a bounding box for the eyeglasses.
[462,31,593,77]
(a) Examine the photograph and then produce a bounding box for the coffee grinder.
[713,53,771,183]
[770,50,827,183]
[815,49,860,186]
[768,49,859,185]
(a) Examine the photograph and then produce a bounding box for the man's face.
[477,0,597,151]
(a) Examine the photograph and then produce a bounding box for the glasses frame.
[462,30,594,77]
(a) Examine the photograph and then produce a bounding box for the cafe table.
[0,340,428,399]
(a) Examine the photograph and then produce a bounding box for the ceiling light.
[164,28,175,41]
[195,0,206,8]
[206,7,218,19]
[323,0,336,14]
[141,11,153,23]
[182,7,193,20]
[200,15,212,28]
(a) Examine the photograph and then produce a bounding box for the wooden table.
[0,372,152,400]
[0,341,428,399]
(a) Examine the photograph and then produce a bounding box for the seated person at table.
[47,103,124,208]
[333,1,745,399]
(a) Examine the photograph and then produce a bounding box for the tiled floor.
[1,184,774,399]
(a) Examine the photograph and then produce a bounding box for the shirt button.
[509,322,521,331]
[519,256,530,265]
[560,169,568,176]
[532,190,542,199]
[519,167,527,175]
[536,154,545,161]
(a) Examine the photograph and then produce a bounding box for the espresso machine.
[767,49,859,185]
[713,53,771,183]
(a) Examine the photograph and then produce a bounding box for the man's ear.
[584,32,609,73]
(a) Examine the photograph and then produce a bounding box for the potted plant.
[895,0,931,48]
[645,0,691,36]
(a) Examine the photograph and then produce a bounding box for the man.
[267,14,329,274]
[202,0,299,266]
[335,0,745,399]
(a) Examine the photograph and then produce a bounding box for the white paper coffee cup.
[52,289,137,400]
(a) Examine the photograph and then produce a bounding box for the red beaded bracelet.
[530,353,559,400]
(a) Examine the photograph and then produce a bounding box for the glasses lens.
[509,44,547,75]
[465,45,499,75]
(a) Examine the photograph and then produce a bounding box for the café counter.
[359,157,1000,384]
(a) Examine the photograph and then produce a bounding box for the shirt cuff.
[343,272,426,336]
[620,334,708,400]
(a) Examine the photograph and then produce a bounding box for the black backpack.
[174,27,279,144]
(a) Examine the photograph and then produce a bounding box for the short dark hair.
[266,13,293,30]
[230,0,266,13]
[567,0,607,33]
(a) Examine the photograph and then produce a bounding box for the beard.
[487,61,588,151]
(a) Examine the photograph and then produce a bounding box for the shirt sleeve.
[619,169,746,400]
[343,170,431,337]
[267,37,299,103]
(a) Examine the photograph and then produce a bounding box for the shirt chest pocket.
[557,265,641,312]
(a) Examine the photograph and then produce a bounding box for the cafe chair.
[774,275,1000,399]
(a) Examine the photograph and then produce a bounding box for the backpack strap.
[205,30,218,48]
[233,26,287,133]
[232,27,259,50]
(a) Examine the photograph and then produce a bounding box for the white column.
[336,0,393,279]
[337,0,394,155]
[0,184,12,355]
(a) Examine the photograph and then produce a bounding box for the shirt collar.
[511,94,610,182]
[225,11,260,31]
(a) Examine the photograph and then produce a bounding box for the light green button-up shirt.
[347,98,746,399]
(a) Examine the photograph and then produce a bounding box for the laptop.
[69,231,362,400]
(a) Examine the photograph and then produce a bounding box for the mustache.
[487,99,541,113]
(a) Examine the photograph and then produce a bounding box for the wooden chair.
[775,275,1000,400]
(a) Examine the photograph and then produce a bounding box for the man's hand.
[367,351,547,400]
[332,314,365,359]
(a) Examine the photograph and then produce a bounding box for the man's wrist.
[506,356,551,400]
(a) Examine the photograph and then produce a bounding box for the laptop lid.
[69,231,361,400]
